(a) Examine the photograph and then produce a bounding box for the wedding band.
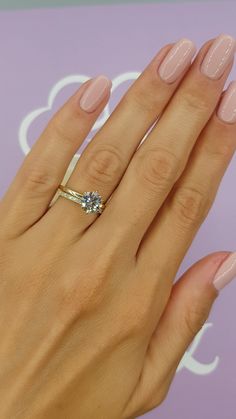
[58,185,106,215]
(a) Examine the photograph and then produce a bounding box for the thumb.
[157,250,236,353]
[152,251,236,371]
[125,251,236,417]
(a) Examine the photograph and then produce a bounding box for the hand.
[1,34,236,419]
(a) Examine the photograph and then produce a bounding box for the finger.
[137,79,236,284]
[123,252,236,418]
[96,34,235,252]
[47,39,196,235]
[0,76,112,237]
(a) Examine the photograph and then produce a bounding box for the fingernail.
[158,38,196,84]
[80,75,112,113]
[201,34,236,80]
[217,81,236,123]
[213,252,236,291]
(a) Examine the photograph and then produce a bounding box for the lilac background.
[0,1,236,418]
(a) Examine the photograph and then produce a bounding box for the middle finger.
[48,39,196,235]
[95,34,235,251]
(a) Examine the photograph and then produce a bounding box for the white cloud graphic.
[19,72,140,181]
[177,323,219,375]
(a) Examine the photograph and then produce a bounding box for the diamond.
[80,191,103,214]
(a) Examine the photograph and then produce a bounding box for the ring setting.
[58,185,105,214]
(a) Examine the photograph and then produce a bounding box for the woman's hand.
[1,34,236,419]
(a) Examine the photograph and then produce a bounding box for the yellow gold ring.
[58,185,106,215]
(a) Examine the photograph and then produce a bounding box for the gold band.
[58,185,105,215]
[59,185,84,200]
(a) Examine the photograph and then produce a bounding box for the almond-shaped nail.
[201,34,236,80]
[213,252,236,291]
[158,38,196,84]
[80,75,112,113]
[217,81,236,123]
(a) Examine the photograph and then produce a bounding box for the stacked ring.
[58,185,106,215]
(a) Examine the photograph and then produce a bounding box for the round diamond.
[80,191,103,214]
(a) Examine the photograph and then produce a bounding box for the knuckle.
[172,185,210,229]
[121,296,152,338]
[146,387,168,411]
[85,145,123,186]
[136,148,181,193]
[181,89,210,114]
[183,304,209,337]
[59,266,109,319]
[0,243,10,274]
[203,137,233,160]
[124,312,146,337]
[126,77,161,114]
[76,250,116,311]
[134,381,170,417]
[23,166,58,194]
[47,116,74,148]
[127,311,147,336]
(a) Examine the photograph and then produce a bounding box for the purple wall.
[0,2,235,418]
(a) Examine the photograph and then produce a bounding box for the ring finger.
[47,39,196,236]
[92,34,235,252]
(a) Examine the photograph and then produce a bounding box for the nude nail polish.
[217,81,236,123]
[158,38,197,84]
[80,75,112,113]
[213,252,236,291]
[201,34,236,80]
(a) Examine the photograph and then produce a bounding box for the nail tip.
[201,34,236,79]
[177,37,197,50]
[93,74,112,87]
[218,80,236,123]
[217,33,235,41]
[213,252,236,291]
[79,74,112,113]
[220,33,236,51]
[158,37,197,83]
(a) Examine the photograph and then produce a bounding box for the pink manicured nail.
[80,75,112,113]
[217,81,236,123]
[201,34,236,80]
[213,252,236,291]
[158,38,196,84]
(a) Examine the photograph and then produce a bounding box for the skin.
[0,38,235,418]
